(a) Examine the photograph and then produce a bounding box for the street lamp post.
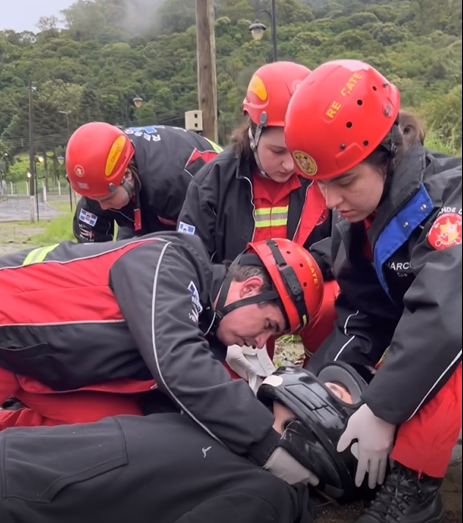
[0,154,7,196]
[58,110,74,212]
[28,78,37,223]
[249,0,278,62]
[35,155,44,222]
[57,155,72,210]
[124,96,144,127]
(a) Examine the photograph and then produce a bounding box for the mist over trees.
[0,0,461,181]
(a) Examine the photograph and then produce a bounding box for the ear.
[124,168,134,182]
[239,276,265,298]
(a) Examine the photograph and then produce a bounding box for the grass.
[26,199,119,246]
[425,130,463,156]
[27,200,75,246]
[29,213,75,246]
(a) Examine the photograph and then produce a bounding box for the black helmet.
[257,361,373,504]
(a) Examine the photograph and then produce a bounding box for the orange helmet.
[284,59,400,180]
[215,238,323,333]
[248,238,324,332]
[243,61,312,128]
[66,122,135,197]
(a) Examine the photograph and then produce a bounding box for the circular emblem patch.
[293,150,318,177]
[74,165,85,177]
[427,212,462,250]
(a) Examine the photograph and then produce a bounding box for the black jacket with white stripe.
[0,232,276,464]
[73,126,220,242]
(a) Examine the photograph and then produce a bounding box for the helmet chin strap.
[114,173,142,231]
[121,176,135,198]
[249,113,272,180]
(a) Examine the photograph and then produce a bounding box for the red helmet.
[243,61,312,127]
[66,122,135,197]
[246,238,324,332]
[284,59,400,180]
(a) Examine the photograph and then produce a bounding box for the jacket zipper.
[243,176,256,242]
[292,183,311,241]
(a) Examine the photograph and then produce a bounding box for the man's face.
[216,302,285,349]
[91,168,133,210]
[215,277,286,348]
[94,185,130,210]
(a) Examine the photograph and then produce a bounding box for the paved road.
[0,195,64,222]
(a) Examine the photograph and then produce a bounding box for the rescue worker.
[0,232,325,489]
[0,358,374,523]
[284,58,462,523]
[68,123,222,242]
[177,61,338,388]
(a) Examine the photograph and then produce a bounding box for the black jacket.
[0,413,315,523]
[73,126,221,242]
[0,232,277,463]
[308,144,462,425]
[177,147,332,266]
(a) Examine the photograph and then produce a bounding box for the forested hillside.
[0,0,461,180]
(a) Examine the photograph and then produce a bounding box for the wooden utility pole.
[195,0,218,143]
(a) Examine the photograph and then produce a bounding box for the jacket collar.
[369,143,428,239]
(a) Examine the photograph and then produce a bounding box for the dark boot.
[355,462,445,523]
[0,397,26,411]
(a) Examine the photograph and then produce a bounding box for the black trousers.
[0,413,316,523]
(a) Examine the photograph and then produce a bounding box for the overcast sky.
[1,0,74,32]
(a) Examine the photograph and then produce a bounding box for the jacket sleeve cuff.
[248,428,281,466]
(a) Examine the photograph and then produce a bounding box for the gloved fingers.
[306,470,320,487]
[355,452,369,488]
[248,374,264,396]
[264,447,319,486]
[377,457,389,486]
[336,427,354,453]
[350,442,359,460]
[367,457,380,489]
[226,347,256,377]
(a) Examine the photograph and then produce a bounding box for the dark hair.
[128,157,141,189]
[230,116,271,167]
[362,110,425,172]
[225,262,277,308]
[362,123,401,172]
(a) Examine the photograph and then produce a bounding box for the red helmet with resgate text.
[243,61,312,128]
[216,238,324,333]
[66,122,135,197]
[284,59,401,180]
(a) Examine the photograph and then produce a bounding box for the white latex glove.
[337,403,396,489]
[264,447,320,487]
[226,345,276,394]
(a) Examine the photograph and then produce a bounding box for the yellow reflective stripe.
[255,219,288,228]
[203,138,223,153]
[254,205,289,228]
[22,244,60,266]
[255,206,288,216]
